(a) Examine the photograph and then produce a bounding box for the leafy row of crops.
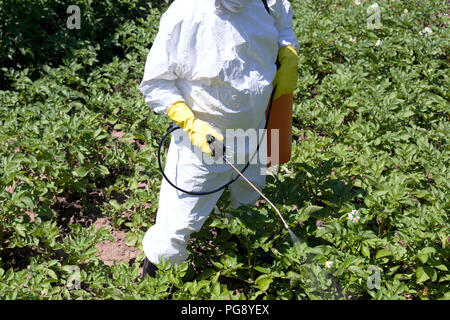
[0,0,448,299]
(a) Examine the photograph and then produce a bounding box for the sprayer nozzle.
[288,229,301,246]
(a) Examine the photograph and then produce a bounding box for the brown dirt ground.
[93,217,141,267]
[50,191,144,271]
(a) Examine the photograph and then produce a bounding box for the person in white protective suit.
[139,0,299,278]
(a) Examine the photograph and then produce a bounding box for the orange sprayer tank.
[265,93,293,167]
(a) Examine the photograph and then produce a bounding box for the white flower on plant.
[403,9,408,13]
[370,3,379,9]
[354,0,361,5]
[350,36,357,42]
[347,210,360,223]
[419,27,433,35]
[325,261,334,268]
[375,39,381,46]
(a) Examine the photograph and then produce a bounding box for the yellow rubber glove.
[273,45,298,100]
[167,101,224,156]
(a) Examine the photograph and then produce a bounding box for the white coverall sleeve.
[267,0,300,52]
[139,10,186,115]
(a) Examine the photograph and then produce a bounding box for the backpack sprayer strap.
[261,0,271,15]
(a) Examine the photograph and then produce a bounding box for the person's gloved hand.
[167,101,224,156]
[273,45,298,100]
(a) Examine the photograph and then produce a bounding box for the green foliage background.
[0,0,448,300]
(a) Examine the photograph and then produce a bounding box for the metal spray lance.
[207,135,300,246]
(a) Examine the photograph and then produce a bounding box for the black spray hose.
[157,86,276,196]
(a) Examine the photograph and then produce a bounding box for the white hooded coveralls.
[139,0,299,265]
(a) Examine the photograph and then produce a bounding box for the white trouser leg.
[143,130,232,265]
[228,162,267,209]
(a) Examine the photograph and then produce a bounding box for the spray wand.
[207,135,299,244]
